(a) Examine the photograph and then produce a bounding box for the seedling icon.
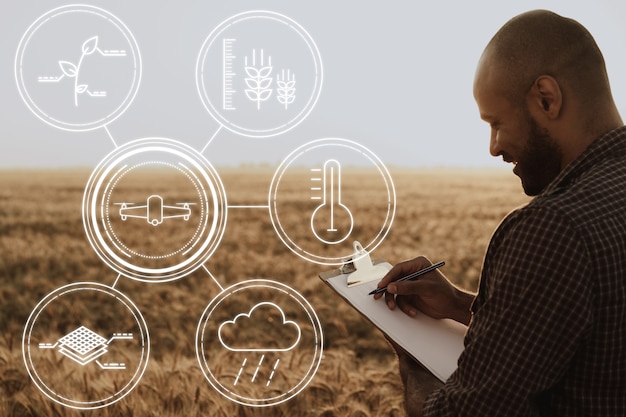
[37,35,127,106]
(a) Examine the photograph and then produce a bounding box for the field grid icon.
[56,326,108,365]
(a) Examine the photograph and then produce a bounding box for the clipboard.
[319,242,467,382]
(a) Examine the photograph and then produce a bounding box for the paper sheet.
[323,270,467,382]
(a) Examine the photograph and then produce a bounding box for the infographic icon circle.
[196,279,323,407]
[15,4,141,131]
[22,282,150,410]
[83,138,227,282]
[269,138,396,265]
[196,10,323,138]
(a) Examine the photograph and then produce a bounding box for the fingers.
[373,256,432,300]
[383,281,424,317]
[396,295,418,317]
[384,290,396,309]
[382,280,420,309]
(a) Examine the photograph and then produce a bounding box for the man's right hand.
[373,256,474,325]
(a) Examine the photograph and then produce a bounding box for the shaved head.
[481,10,610,107]
[473,10,623,195]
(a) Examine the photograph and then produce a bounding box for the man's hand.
[374,256,474,325]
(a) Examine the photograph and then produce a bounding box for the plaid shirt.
[424,126,626,416]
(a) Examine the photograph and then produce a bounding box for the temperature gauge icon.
[310,159,353,244]
[269,137,396,265]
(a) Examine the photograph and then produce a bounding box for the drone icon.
[116,195,194,226]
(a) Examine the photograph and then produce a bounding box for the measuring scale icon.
[310,159,353,244]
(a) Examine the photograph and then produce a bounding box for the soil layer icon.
[39,325,133,369]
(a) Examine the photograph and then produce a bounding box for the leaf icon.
[258,89,272,101]
[58,61,78,78]
[76,84,88,94]
[82,36,99,55]
[244,66,260,78]
[258,66,273,78]
[258,77,272,90]
[244,78,258,90]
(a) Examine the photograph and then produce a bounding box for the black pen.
[368,260,446,295]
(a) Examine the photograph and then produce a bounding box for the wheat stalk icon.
[244,49,273,110]
[276,69,296,109]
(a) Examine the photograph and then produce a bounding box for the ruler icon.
[223,38,237,110]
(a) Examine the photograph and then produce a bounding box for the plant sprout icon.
[218,302,301,387]
[38,325,133,370]
[310,159,354,245]
[37,35,127,106]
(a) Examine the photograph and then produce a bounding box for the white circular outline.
[82,138,228,282]
[22,282,150,410]
[195,279,324,407]
[195,10,323,138]
[104,161,204,259]
[14,4,142,132]
[269,138,396,265]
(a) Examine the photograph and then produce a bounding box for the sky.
[2,0,626,169]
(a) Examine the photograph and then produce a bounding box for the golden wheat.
[0,168,528,416]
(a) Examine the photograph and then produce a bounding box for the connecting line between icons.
[202,264,224,292]
[111,273,122,288]
[104,125,118,149]
[227,205,270,209]
[201,125,223,154]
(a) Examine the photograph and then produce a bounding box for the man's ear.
[527,75,563,120]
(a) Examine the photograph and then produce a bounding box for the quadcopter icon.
[116,195,194,226]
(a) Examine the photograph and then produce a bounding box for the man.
[375,10,625,416]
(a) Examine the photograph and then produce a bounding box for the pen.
[368,260,446,295]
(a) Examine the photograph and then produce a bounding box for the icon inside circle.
[22,282,149,410]
[82,138,227,282]
[196,279,323,407]
[15,4,141,131]
[196,11,322,137]
[117,195,193,226]
[310,159,354,245]
[269,138,396,265]
[39,325,133,369]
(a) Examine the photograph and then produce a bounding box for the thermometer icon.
[310,159,354,244]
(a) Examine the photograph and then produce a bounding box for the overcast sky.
[2,0,625,169]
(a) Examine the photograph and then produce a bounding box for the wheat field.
[0,168,529,417]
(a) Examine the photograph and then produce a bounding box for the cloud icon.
[218,302,302,352]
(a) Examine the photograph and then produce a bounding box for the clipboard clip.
[345,241,391,287]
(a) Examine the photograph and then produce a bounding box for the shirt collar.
[539,125,626,197]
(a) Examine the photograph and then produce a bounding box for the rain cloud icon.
[218,302,301,352]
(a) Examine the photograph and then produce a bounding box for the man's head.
[474,10,622,195]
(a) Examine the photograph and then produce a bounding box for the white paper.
[326,271,467,382]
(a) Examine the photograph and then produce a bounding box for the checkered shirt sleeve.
[424,206,596,416]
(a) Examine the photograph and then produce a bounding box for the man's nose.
[489,129,502,157]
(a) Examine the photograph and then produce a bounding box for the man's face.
[473,61,563,196]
